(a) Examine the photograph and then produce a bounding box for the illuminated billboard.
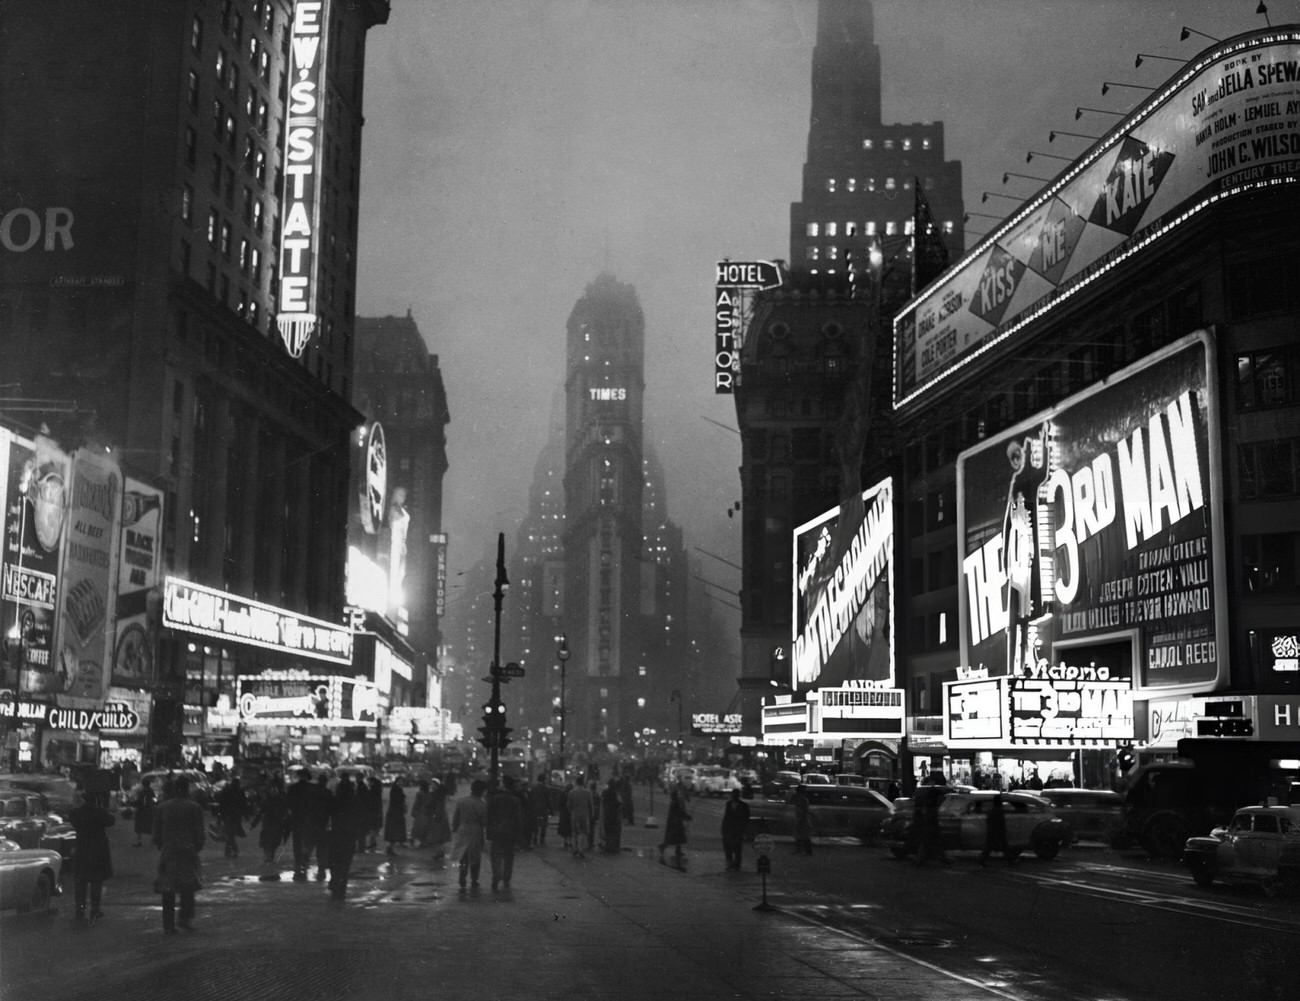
[945,672,1135,749]
[895,30,1300,408]
[111,479,163,688]
[957,332,1226,695]
[791,477,894,693]
[236,672,378,727]
[275,0,330,358]
[162,576,353,666]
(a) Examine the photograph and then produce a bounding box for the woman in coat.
[409,779,432,847]
[427,778,452,858]
[556,782,574,850]
[257,777,289,865]
[132,776,157,847]
[384,780,407,855]
[657,786,692,863]
[70,790,115,924]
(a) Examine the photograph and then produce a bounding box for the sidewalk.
[1,785,1005,1001]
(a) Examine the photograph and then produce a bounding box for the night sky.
[354,0,1267,581]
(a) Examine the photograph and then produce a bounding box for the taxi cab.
[1182,804,1300,894]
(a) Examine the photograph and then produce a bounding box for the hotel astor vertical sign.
[276,1,330,358]
[714,260,782,394]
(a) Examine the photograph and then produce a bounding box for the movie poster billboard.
[945,675,1134,748]
[791,478,894,694]
[895,31,1300,408]
[111,479,163,688]
[957,332,1226,695]
[1,430,70,695]
[54,450,122,706]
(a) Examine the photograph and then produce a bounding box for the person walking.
[131,776,157,847]
[364,775,384,852]
[601,779,622,854]
[566,776,594,859]
[618,773,634,826]
[152,775,206,934]
[384,779,407,856]
[658,786,692,864]
[791,785,814,856]
[70,790,115,925]
[257,776,289,868]
[486,776,523,891]
[451,779,488,891]
[980,793,1014,866]
[286,768,319,881]
[528,775,551,847]
[216,774,248,858]
[326,776,365,901]
[913,773,952,867]
[556,782,574,850]
[720,787,751,871]
[427,778,452,860]
[410,779,432,847]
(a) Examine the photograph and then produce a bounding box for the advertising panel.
[1,431,70,695]
[236,672,378,727]
[162,576,353,666]
[691,712,743,737]
[957,333,1225,694]
[945,674,1134,748]
[54,449,122,706]
[895,31,1300,407]
[810,686,905,737]
[432,533,449,618]
[791,478,894,693]
[276,0,331,358]
[111,479,163,688]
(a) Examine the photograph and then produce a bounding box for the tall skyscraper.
[732,0,964,738]
[561,273,647,747]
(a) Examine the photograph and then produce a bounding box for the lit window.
[943,221,955,234]
[862,138,873,150]
[181,185,193,223]
[220,221,231,258]
[191,15,204,53]
[922,137,932,150]
[867,177,876,192]
[884,139,895,150]
[826,178,838,193]
[886,177,896,190]
[902,138,912,151]
[865,221,877,235]
[187,71,199,109]
[806,222,819,237]
[826,245,839,260]
[885,221,897,236]
[826,221,837,237]
[207,210,218,245]
[845,222,857,236]
[806,246,820,260]
[846,178,857,192]
[215,48,225,81]
[905,220,915,235]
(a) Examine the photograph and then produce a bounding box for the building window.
[1237,347,1298,410]
[922,137,932,150]
[220,221,232,259]
[1239,438,1300,499]
[884,139,895,150]
[806,222,819,238]
[885,221,897,236]
[846,178,857,192]
[826,178,837,193]
[207,210,218,245]
[215,47,225,82]
[902,138,912,150]
[181,184,194,224]
[1242,533,1300,592]
[253,199,263,233]
[806,246,819,261]
[184,126,197,167]
[862,138,873,150]
[825,221,837,237]
[187,70,199,109]
[191,15,204,53]
[179,239,191,277]
[866,177,876,192]
[1228,255,1295,317]
[885,177,896,190]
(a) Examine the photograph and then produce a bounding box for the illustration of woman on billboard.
[1002,426,1048,675]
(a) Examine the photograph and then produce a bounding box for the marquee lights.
[275,1,329,358]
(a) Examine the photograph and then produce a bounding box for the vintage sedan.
[1036,788,1123,845]
[0,837,62,913]
[1182,805,1300,894]
[748,785,894,842]
[694,766,742,797]
[0,790,66,849]
[882,790,1072,861]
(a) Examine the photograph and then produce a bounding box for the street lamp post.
[670,689,683,758]
[555,633,570,771]
[478,533,511,787]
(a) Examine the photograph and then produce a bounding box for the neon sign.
[275,1,329,358]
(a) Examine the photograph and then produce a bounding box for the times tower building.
[561,274,646,748]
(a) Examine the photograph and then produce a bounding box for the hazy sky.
[354,0,1269,578]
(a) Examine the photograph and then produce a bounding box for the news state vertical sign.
[111,479,163,688]
[957,332,1227,696]
[276,0,329,358]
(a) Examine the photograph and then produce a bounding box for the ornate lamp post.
[554,633,570,771]
[478,533,511,786]
[670,689,683,758]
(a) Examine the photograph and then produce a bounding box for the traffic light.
[477,695,512,751]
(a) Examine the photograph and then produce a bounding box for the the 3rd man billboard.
[957,332,1227,695]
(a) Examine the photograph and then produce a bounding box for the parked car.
[881,790,1072,861]
[381,762,411,786]
[694,766,741,797]
[734,768,760,792]
[749,785,893,842]
[0,837,62,913]
[834,774,868,787]
[761,771,803,801]
[1182,805,1300,894]
[0,776,82,816]
[663,765,697,792]
[800,772,833,785]
[1036,788,1123,845]
[0,789,67,849]
[333,763,378,789]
